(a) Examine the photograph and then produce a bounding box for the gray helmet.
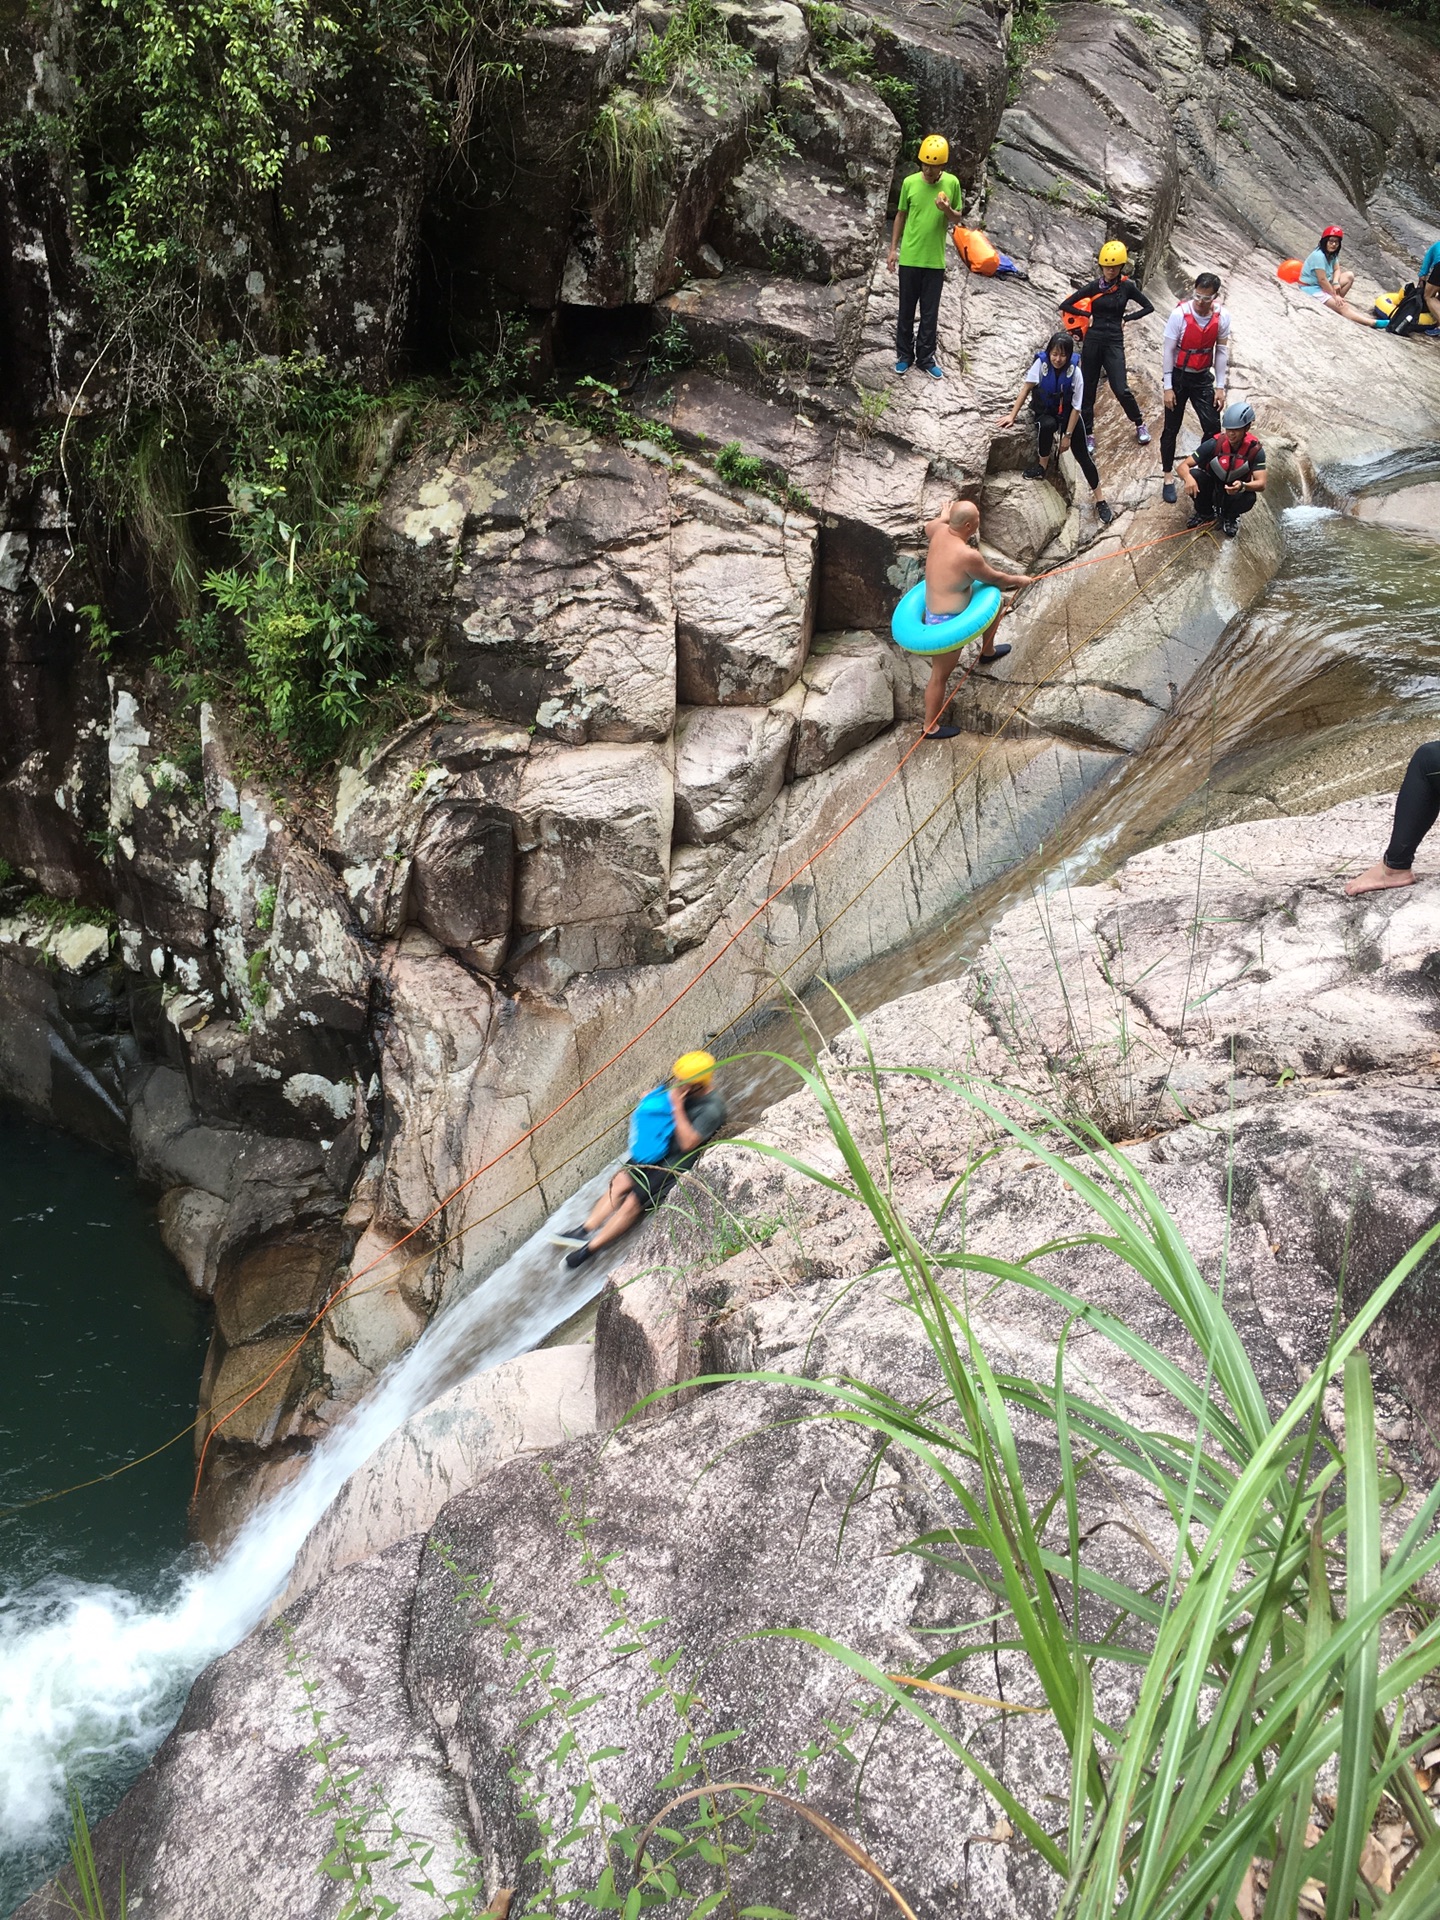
[1222,400,1255,432]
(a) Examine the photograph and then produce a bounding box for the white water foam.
[0,1165,618,1872]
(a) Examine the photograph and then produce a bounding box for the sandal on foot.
[977,642,1013,663]
[923,724,962,739]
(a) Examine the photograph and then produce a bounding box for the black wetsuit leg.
[1034,408,1060,460]
[1032,404,1100,487]
[912,267,945,368]
[1383,741,1440,869]
[895,267,921,362]
[1160,370,1218,471]
[1081,330,1143,429]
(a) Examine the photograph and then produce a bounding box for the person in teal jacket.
[887,133,962,380]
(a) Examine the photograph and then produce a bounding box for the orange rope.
[170,518,1194,1495]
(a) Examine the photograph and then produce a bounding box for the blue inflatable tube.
[889,581,1003,656]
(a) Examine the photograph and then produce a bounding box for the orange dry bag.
[1061,295,1092,339]
[1276,258,1303,284]
[952,226,1000,275]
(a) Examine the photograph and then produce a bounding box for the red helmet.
[1321,225,1344,240]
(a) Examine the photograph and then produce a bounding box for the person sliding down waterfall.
[1344,743,1440,894]
[996,331,1114,526]
[887,134,962,380]
[1174,400,1267,539]
[1160,272,1231,505]
[919,500,1036,739]
[1059,240,1155,454]
[550,1053,727,1267]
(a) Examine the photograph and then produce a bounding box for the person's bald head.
[948,500,979,536]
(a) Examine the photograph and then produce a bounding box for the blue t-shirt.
[1420,240,1440,283]
[1299,248,1336,290]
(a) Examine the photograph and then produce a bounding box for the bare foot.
[1345,861,1416,896]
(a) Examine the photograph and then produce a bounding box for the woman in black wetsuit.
[1345,743,1440,894]
[1060,239,1155,453]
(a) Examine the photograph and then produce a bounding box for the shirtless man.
[920,499,1035,739]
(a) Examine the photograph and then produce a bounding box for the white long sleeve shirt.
[1162,301,1232,388]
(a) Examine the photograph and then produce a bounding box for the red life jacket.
[1174,302,1221,372]
[1210,430,1259,478]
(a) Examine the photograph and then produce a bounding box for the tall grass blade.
[1326,1354,1381,1920]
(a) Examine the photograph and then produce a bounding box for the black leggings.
[1159,369,1220,473]
[1194,473,1257,523]
[1384,741,1440,869]
[1034,406,1101,489]
[1080,330,1143,430]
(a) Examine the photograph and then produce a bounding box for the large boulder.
[513,742,675,974]
[671,474,817,703]
[782,632,896,777]
[367,434,675,741]
[672,704,796,843]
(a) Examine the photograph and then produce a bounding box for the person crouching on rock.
[997,331,1114,526]
[1344,743,1440,894]
[1059,239,1155,454]
[887,134,962,381]
[919,500,1036,739]
[551,1052,727,1268]
[1298,225,1382,329]
[1175,400,1267,539]
[1160,271,1230,504]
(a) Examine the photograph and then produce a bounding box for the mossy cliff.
[3,0,1440,1544]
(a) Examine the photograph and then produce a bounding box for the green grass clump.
[701,1014,1440,1918]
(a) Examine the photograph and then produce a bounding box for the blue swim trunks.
[923,605,960,624]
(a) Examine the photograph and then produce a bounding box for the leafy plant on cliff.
[58,1788,128,1920]
[701,1030,1440,1917]
[1006,0,1055,98]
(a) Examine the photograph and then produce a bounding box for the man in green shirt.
[886,133,962,380]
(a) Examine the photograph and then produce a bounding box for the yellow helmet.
[917,135,949,165]
[1098,239,1129,267]
[672,1050,716,1085]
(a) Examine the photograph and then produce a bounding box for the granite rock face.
[5,0,1440,1543]
[29,796,1440,1920]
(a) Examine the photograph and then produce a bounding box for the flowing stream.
[3,462,1438,1913]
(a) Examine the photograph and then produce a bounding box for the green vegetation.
[1235,49,1278,85]
[58,1789,127,1920]
[255,884,278,935]
[801,4,921,144]
[585,92,675,231]
[713,441,811,512]
[585,0,754,223]
[705,1030,1440,1918]
[1007,0,1055,97]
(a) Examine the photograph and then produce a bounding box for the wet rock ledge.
[4,0,1440,1539]
[22,795,1440,1920]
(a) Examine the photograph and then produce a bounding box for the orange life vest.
[1208,431,1260,480]
[1061,296,1092,339]
[1174,304,1221,372]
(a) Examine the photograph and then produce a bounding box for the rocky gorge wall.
[3,0,1440,1542]
[22,792,1440,1919]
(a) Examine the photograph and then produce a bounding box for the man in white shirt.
[1159,273,1231,505]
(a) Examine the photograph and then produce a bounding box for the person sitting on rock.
[918,500,1036,739]
[1298,225,1381,328]
[996,332,1114,525]
[1419,236,1440,328]
[887,134,962,381]
[1160,272,1231,504]
[1175,400,1267,539]
[1059,240,1155,454]
[1344,743,1440,894]
[551,1052,726,1268]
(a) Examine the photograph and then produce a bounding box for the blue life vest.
[628,1086,675,1165]
[1035,358,1075,418]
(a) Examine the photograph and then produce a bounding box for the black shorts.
[625,1162,677,1213]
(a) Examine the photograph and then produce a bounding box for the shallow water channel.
[1,462,1438,1913]
[728,462,1440,1122]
